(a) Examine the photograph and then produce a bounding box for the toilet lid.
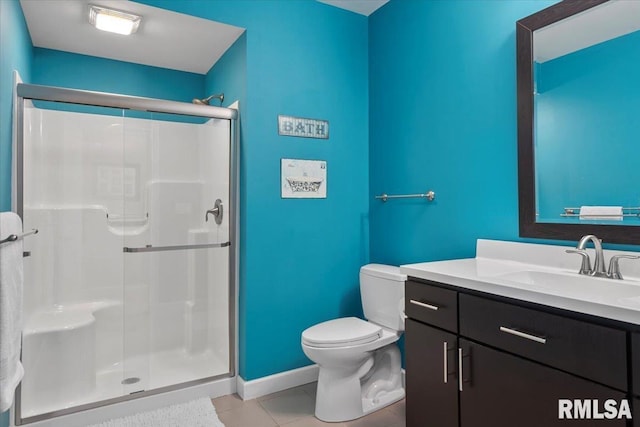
[302,317,382,348]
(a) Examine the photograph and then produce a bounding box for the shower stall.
[14,84,237,424]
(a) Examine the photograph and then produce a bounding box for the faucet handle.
[607,254,640,280]
[565,249,592,275]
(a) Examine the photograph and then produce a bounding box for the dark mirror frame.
[517,0,640,245]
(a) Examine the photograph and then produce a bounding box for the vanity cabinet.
[405,319,458,427]
[405,279,631,427]
[459,339,626,427]
[632,333,640,396]
[405,280,459,426]
[405,280,457,331]
[460,293,627,391]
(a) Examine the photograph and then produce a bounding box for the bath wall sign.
[278,115,329,139]
[281,158,327,199]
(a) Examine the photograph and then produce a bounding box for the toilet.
[301,264,406,422]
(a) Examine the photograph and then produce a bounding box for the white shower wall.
[20,105,231,419]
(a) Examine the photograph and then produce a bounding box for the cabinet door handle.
[443,341,448,383]
[499,326,546,344]
[458,348,463,392]
[409,299,439,311]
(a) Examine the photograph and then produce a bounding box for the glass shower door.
[20,102,128,419]
[121,111,231,393]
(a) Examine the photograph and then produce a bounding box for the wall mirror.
[517,0,640,244]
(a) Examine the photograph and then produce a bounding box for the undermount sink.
[495,269,640,302]
[496,270,596,289]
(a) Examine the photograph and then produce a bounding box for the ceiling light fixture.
[89,5,141,36]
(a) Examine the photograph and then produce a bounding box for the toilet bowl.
[301,264,406,422]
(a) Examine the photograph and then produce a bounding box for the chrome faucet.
[577,234,607,277]
[566,234,640,279]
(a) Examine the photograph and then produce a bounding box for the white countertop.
[400,239,640,326]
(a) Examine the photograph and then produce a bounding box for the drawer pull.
[409,299,439,311]
[443,341,448,384]
[499,326,546,344]
[458,348,464,392]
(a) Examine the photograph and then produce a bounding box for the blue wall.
[32,48,205,103]
[0,0,32,212]
[535,30,640,223]
[1,0,31,421]
[138,0,370,380]
[205,33,246,111]
[368,0,556,265]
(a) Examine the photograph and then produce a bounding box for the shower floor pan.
[21,348,228,419]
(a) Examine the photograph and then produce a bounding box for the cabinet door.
[406,319,458,427]
[459,339,627,427]
[633,333,640,397]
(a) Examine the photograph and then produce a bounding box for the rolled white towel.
[0,212,25,412]
[579,206,623,221]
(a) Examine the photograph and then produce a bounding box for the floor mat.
[87,398,224,427]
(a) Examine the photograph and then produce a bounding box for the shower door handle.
[123,241,230,253]
[206,199,223,225]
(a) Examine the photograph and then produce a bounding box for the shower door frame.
[14,83,239,425]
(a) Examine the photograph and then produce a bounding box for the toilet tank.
[360,264,406,331]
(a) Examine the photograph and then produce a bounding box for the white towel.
[0,212,24,412]
[579,206,623,221]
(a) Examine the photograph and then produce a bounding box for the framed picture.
[281,159,327,198]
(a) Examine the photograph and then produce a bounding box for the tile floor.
[212,382,406,427]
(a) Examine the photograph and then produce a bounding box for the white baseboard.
[237,365,319,400]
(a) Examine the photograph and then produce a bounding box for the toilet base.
[314,343,404,422]
[362,387,405,416]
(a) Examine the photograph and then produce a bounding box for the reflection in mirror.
[517,0,640,244]
[532,1,640,225]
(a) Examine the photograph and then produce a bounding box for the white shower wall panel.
[23,108,125,214]
[22,207,125,312]
[207,246,230,363]
[198,119,231,242]
[151,120,202,182]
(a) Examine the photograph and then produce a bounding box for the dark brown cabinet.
[459,339,626,427]
[405,279,634,427]
[633,333,640,396]
[405,319,458,427]
[459,293,627,391]
[406,280,458,332]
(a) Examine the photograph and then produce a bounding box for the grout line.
[256,399,281,426]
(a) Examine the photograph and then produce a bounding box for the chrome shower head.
[192,93,224,106]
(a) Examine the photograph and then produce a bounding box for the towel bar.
[561,207,640,218]
[375,190,435,202]
[123,241,231,253]
[0,228,38,246]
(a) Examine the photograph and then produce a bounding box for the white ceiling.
[534,0,640,63]
[317,0,389,16]
[19,0,245,75]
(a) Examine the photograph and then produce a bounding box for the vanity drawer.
[405,280,457,333]
[459,293,627,391]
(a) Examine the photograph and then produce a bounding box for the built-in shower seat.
[21,301,121,416]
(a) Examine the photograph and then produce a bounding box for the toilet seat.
[302,317,382,348]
